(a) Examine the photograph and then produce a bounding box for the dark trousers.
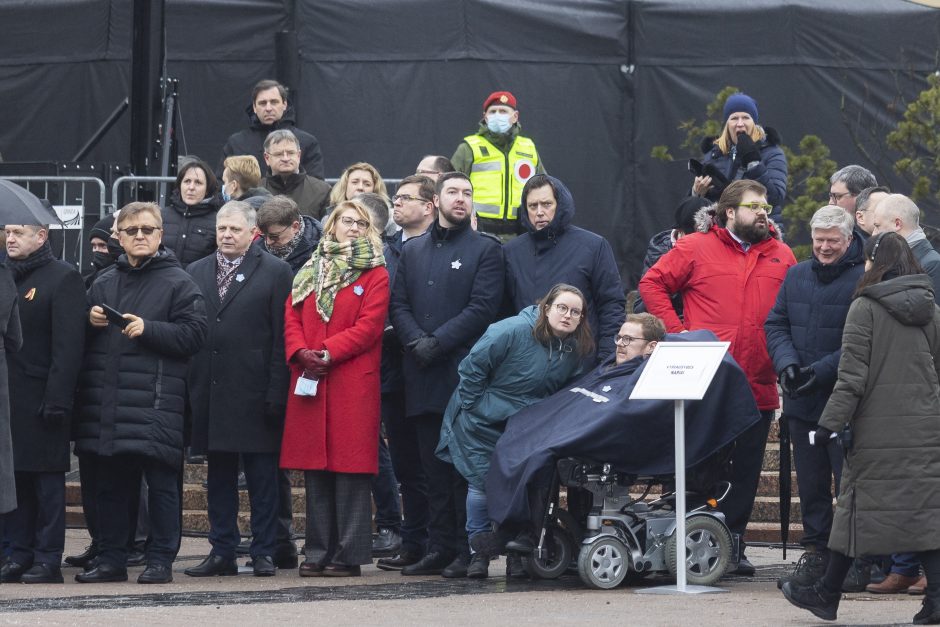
[207,451,279,560]
[371,432,402,531]
[789,417,843,549]
[723,410,774,552]
[384,391,429,554]
[890,552,921,577]
[5,471,65,566]
[77,451,145,550]
[96,454,181,568]
[276,470,296,553]
[413,412,468,558]
[824,549,940,596]
[304,471,372,566]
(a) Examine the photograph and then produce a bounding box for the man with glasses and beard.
[640,179,796,575]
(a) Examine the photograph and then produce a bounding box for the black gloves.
[811,426,834,447]
[383,325,402,353]
[779,365,799,397]
[408,334,442,369]
[793,366,818,397]
[735,132,761,166]
[264,402,286,430]
[41,405,68,428]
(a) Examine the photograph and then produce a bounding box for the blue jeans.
[891,552,921,577]
[466,485,491,547]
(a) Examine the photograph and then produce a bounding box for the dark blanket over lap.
[485,330,762,525]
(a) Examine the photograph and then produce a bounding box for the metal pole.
[72,98,130,162]
[674,399,687,592]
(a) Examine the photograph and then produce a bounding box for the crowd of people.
[0,80,939,624]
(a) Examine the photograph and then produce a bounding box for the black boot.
[777,548,829,590]
[781,580,841,621]
[913,592,940,625]
[64,543,100,568]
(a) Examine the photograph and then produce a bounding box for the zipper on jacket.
[154,359,164,410]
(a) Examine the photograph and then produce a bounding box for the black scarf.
[7,240,54,280]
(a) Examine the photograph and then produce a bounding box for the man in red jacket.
[639,179,796,575]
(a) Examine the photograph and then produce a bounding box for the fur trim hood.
[693,204,784,241]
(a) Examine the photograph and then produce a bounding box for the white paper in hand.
[294,374,319,397]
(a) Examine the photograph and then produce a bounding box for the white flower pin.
[451,259,462,270]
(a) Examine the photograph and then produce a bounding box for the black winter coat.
[162,191,222,266]
[8,254,85,472]
[220,104,324,180]
[381,231,404,394]
[186,248,293,454]
[764,237,865,423]
[503,176,624,362]
[74,251,207,467]
[390,221,504,417]
[250,214,323,275]
[262,171,330,220]
[0,265,21,514]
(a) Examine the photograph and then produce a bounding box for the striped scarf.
[291,237,385,321]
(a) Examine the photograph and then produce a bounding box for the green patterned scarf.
[291,237,385,321]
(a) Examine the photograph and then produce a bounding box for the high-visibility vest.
[463,134,538,221]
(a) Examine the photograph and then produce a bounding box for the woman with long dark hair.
[436,284,593,578]
[162,158,223,265]
[781,232,940,624]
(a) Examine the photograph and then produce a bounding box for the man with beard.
[640,179,796,575]
[389,172,504,578]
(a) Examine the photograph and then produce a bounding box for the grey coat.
[820,274,940,557]
[0,266,23,514]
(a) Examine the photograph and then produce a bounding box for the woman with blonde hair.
[279,199,389,578]
[328,162,387,207]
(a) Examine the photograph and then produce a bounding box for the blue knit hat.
[723,93,759,123]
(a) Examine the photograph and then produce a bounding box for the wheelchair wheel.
[520,515,575,580]
[577,536,629,590]
[665,515,732,586]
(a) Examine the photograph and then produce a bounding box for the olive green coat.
[820,275,940,557]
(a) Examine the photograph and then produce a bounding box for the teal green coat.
[436,306,584,490]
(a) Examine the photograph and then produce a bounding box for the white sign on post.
[631,341,730,596]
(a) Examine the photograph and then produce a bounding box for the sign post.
[631,341,730,595]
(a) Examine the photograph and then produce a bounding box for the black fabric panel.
[166,0,287,60]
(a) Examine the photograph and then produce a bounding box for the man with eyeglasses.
[220,79,324,180]
[829,165,877,226]
[640,179,796,576]
[253,195,323,274]
[261,129,330,220]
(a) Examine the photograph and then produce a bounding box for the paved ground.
[0,530,925,625]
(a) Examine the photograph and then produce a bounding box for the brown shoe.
[299,561,325,577]
[907,575,928,595]
[865,572,920,594]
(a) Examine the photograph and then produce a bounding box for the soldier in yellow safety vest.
[451,91,545,238]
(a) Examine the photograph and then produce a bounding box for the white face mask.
[486,113,512,134]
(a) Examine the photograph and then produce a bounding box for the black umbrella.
[0,179,58,225]
[778,414,791,560]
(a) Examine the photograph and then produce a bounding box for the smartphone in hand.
[101,304,130,329]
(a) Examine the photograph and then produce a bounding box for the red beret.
[483,91,517,112]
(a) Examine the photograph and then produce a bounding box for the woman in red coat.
[280,199,389,577]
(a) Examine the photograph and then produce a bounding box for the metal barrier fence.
[1,175,107,271]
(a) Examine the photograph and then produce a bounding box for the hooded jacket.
[503,176,624,363]
[819,275,940,557]
[765,236,865,423]
[74,250,208,467]
[638,206,797,410]
[162,190,223,266]
[220,103,324,180]
[436,305,585,490]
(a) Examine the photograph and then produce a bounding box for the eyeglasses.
[392,194,430,204]
[614,334,646,346]
[119,226,162,237]
[551,303,582,318]
[340,216,370,229]
[266,150,298,159]
[829,191,855,202]
[262,226,291,242]
[737,202,773,213]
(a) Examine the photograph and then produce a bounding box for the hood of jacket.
[245,102,299,132]
[860,274,936,327]
[168,190,221,217]
[519,175,575,246]
[693,204,784,241]
[700,126,782,157]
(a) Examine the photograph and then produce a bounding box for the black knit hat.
[89,215,115,242]
[674,196,710,234]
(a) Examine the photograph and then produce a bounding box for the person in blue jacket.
[436,284,593,579]
[692,92,788,227]
[503,174,624,363]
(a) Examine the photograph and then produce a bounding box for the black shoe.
[781,580,840,621]
[841,558,872,592]
[0,561,28,583]
[376,550,423,571]
[252,555,276,577]
[442,553,469,578]
[467,552,490,579]
[730,556,756,576]
[372,527,402,558]
[126,549,147,567]
[138,563,173,584]
[75,563,128,583]
[21,563,64,584]
[64,544,99,568]
[273,546,299,569]
[299,561,325,577]
[505,533,536,555]
[401,551,453,576]
[506,554,529,579]
[469,529,513,556]
[913,594,940,625]
[322,563,361,577]
[183,555,238,577]
[777,549,828,590]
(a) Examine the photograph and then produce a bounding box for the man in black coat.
[220,79,325,180]
[73,202,207,585]
[183,201,292,578]
[389,172,504,578]
[0,225,85,584]
[503,175,625,363]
